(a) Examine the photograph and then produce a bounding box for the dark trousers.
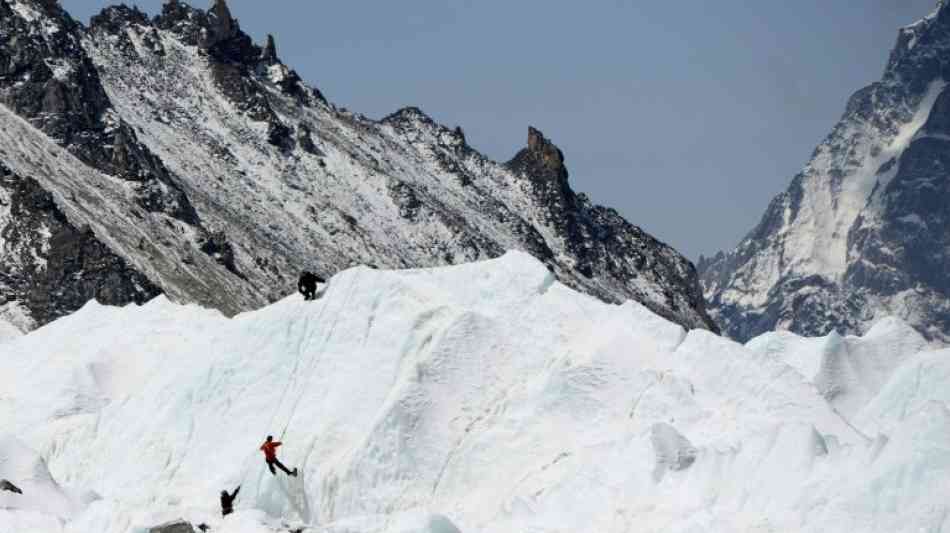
[267,458,293,476]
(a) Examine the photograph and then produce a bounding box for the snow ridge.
[1,253,949,532]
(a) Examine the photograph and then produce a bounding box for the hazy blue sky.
[69,1,937,260]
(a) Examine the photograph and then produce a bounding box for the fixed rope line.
[236,275,340,490]
[264,282,335,436]
[244,270,361,523]
[280,269,362,439]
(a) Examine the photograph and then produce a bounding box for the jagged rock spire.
[210,0,233,26]
[504,126,574,206]
[526,126,565,172]
[206,0,238,45]
[262,34,278,64]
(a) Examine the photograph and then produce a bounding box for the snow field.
[0,251,948,532]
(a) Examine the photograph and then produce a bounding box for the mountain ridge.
[0,0,717,333]
[700,1,950,342]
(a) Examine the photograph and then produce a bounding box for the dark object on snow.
[266,457,297,477]
[298,271,325,301]
[260,435,298,477]
[0,479,22,494]
[197,525,210,532]
[148,520,196,533]
[220,485,240,516]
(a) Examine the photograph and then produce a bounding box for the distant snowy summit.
[700,1,950,343]
[0,0,716,334]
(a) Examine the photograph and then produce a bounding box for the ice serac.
[0,435,83,530]
[700,1,950,342]
[2,253,949,532]
[0,0,716,333]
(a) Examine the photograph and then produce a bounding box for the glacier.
[1,252,949,533]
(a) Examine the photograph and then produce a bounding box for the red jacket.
[260,440,281,461]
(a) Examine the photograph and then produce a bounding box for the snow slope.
[1,252,949,532]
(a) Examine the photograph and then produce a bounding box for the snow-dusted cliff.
[0,0,715,333]
[700,2,950,342]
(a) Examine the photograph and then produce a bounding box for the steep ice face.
[746,316,932,423]
[700,2,950,343]
[1,253,949,532]
[0,435,88,532]
[0,0,716,333]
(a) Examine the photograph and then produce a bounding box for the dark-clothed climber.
[220,485,240,516]
[298,271,326,301]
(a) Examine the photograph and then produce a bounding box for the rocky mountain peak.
[261,33,278,64]
[155,0,210,46]
[507,126,572,204]
[526,126,565,173]
[381,107,443,137]
[207,0,237,45]
[155,0,248,59]
[89,5,150,34]
[700,3,950,342]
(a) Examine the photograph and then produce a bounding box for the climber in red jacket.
[260,435,298,477]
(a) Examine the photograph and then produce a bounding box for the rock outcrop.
[0,479,23,494]
[148,520,195,533]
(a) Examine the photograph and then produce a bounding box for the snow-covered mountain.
[700,2,950,342]
[2,252,948,533]
[0,0,715,334]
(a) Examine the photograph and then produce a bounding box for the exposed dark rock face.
[1,1,198,224]
[0,0,109,155]
[154,0,209,47]
[206,0,237,47]
[148,520,195,533]
[261,34,278,64]
[0,479,23,494]
[296,123,323,156]
[0,0,717,333]
[198,230,241,278]
[0,167,161,328]
[700,1,950,342]
[0,1,223,330]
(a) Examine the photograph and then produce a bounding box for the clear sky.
[68,0,937,260]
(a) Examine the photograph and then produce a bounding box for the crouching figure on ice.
[220,485,240,516]
[298,271,326,301]
[260,435,298,477]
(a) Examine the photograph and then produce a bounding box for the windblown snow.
[1,252,948,533]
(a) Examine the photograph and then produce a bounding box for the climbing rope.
[279,269,362,439]
[236,269,362,504]
[262,285,335,438]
